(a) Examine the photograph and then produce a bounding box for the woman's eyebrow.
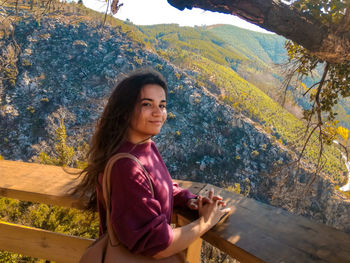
[140,98,167,103]
[140,98,153,102]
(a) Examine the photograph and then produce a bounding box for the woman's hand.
[187,191,226,210]
[197,189,231,228]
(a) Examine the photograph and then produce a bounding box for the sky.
[82,0,271,33]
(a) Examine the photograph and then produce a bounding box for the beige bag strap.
[102,153,154,247]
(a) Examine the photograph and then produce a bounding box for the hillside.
[138,23,344,177]
[0,3,349,236]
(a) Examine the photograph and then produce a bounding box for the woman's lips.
[149,121,162,125]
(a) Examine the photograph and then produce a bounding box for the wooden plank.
[177,214,264,263]
[173,179,206,196]
[0,160,85,208]
[0,160,203,209]
[192,184,350,263]
[185,238,202,263]
[0,221,92,263]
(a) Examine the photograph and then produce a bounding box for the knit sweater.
[97,140,196,256]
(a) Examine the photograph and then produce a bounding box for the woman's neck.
[126,135,152,145]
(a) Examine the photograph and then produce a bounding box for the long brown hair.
[72,68,168,211]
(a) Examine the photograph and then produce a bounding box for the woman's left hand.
[187,193,226,210]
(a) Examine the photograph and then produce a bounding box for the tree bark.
[167,0,350,64]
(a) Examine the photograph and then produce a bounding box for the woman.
[73,68,230,259]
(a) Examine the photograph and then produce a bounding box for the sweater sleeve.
[110,159,173,256]
[172,181,197,208]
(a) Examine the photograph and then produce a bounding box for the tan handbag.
[79,153,186,263]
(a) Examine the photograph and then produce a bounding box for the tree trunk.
[167,0,350,64]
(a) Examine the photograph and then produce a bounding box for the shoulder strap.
[102,153,154,246]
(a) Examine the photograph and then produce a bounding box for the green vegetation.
[21,58,32,67]
[140,24,244,69]
[208,24,286,65]
[251,150,259,157]
[280,1,350,176]
[0,120,93,261]
[134,23,345,179]
[0,197,99,262]
[4,66,17,88]
[26,106,35,114]
[168,112,176,119]
[335,186,350,199]
[38,119,75,167]
[226,178,251,197]
[226,183,241,195]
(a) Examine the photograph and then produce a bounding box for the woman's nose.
[152,106,162,116]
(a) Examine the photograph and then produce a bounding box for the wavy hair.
[71,68,168,211]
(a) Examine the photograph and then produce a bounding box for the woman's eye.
[142,103,152,107]
[160,104,166,109]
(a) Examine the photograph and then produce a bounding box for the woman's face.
[127,84,167,143]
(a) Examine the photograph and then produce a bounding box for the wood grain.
[0,160,85,208]
[195,184,350,263]
[0,221,92,263]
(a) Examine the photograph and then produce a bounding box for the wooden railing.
[1,160,350,263]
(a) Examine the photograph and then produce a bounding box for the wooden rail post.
[185,238,202,263]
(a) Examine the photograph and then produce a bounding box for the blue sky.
[82,0,271,33]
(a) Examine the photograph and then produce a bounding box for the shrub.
[168,112,176,119]
[26,106,35,114]
[155,64,163,71]
[21,59,32,67]
[226,183,241,195]
[251,150,259,157]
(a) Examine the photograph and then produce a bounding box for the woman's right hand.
[198,189,231,228]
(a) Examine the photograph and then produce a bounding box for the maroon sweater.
[97,140,196,256]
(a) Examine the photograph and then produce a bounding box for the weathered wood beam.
[176,184,350,263]
[0,160,85,209]
[167,0,350,64]
[0,221,93,263]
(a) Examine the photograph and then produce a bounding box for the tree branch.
[303,81,321,96]
[336,6,350,34]
[167,0,350,63]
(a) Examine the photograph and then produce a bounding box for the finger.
[212,195,223,201]
[218,201,226,207]
[190,200,199,210]
[215,199,221,207]
[202,196,213,204]
[208,188,214,199]
[198,196,203,210]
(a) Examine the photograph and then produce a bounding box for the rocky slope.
[0,9,349,232]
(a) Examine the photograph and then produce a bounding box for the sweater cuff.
[173,188,197,208]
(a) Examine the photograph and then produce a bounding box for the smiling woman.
[128,84,167,143]
[72,68,230,262]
